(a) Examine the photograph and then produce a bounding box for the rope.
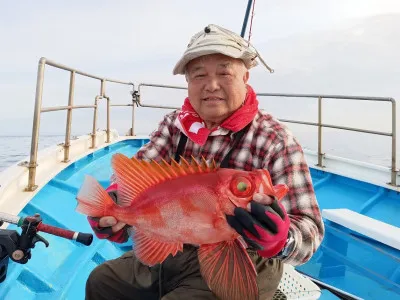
[247,0,256,45]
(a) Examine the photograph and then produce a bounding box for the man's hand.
[98,216,126,233]
[86,184,129,243]
[87,216,128,243]
[226,193,290,258]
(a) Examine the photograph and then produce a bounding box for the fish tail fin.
[198,239,258,300]
[274,183,289,200]
[76,175,117,217]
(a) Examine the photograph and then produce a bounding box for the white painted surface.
[322,208,400,250]
[0,129,134,228]
[303,149,399,192]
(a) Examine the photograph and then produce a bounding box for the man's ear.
[243,70,250,84]
[185,70,189,83]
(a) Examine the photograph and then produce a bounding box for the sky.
[0,0,400,167]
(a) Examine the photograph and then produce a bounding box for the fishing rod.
[240,0,254,37]
[0,211,93,283]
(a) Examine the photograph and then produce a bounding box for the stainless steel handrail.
[25,57,134,191]
[136,83,398,187]
[24,58,398,191]
[258,93,397,187]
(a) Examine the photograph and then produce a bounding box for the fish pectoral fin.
[132,230,183,266]
[198,239,259,300]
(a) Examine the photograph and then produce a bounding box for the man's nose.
[204,77,220,92]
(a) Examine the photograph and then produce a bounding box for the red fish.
[76,153,288,300]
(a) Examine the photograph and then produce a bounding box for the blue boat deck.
[1,139,399,299]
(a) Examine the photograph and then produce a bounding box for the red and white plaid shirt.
[131,109,325,266]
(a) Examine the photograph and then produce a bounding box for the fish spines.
[112,154,219,201]
[190,155,202,172]
[178,156,195,174]
[161,157,180,178]
[171,158,188,176]
[130,157,159,186]
[200,157,212,172]
[152,159,173,180]
[154,156,218,179]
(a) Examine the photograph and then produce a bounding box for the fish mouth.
[257,173,269,194]
[257,181,265,194]
[227,195,248,208]
[227,195,237,206]
[257,171,276,198]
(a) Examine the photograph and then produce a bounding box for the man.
[85,24,325,300]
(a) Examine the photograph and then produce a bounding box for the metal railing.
[257,92,397,186]
[135,84,398,187]
[24,58,398,191]
[25,58,135,191]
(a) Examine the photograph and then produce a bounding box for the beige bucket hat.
[173,24,274,75]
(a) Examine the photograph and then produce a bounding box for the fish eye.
[230,176,254,197]
[237,181,248,191]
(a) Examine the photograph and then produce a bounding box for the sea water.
[0,135,65,172]
[0,130,395,174]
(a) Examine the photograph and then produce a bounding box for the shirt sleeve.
[264,134,325,266]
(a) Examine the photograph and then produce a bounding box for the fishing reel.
[0,213,93,283]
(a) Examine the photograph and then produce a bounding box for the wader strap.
[219,123,251,168]
[174,134,188,162]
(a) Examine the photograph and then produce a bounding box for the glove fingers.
[250,201,278,234]
[225,214,243,233]
[233,207,263,239]
[270,199,286,219]
[226,214,263,250]
[88,216,113,237]
[241,232,264,250]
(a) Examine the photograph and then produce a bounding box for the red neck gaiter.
[177,85,258,146]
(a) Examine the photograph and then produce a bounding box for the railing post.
[131,104,135,136]
[130,87,138,136]
[100,80,105,97]
[25,58,46,192]
[63,71,75,162]
[390,98,398,186]
[105,96,111,143]
[91,96,101,149]
[317,96,324,168]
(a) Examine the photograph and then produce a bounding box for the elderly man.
[85,24,325,300]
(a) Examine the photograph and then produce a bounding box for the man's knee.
[86,264,108,289]
[86,256,159,300]
[85,263,115,299]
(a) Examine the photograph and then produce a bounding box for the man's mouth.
[203,97,224,102]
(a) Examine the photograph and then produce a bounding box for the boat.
[0,55,398,300]
[0,6,399,300]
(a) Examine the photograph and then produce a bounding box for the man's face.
[185,54,249,127]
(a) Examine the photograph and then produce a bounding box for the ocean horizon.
[0,128,396,174]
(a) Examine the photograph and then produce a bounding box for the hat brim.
[173,47,248,75]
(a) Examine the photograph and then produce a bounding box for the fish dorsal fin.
[111,154,217,207]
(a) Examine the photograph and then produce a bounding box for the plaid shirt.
[130,109,325,266]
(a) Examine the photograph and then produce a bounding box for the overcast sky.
[1,0,399,166]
